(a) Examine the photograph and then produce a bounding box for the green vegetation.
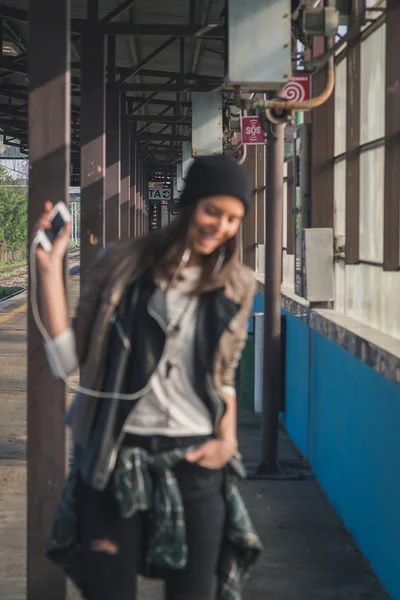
[0,166,27,263]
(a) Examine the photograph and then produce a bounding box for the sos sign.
[241,116,265,145]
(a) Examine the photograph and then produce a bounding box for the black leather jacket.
[79,274,244,490]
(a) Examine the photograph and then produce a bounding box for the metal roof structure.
[0,0,226,172]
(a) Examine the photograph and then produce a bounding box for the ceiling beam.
[110,83,216,92]
[0,8,219,40]
[120,67,223,82]
[0,87,26,101]
[121,37,177,84]
[0,103,27,118]
[0,56,26,74]
[127,96,191,109]
[0,57,81,86]
[132,133,190,142]
[70,63,223,85]
[0,5,27,23]
[139,121,172,151]
[122,114,190,123]
[136,107,170,134]
[129,76,175,114]
[71,20,224,38]
[102,0,142,23]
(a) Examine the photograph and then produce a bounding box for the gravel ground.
[0,249,80,293]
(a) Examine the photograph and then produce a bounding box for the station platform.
[0,275,390,600]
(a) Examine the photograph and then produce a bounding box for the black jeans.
[79,435,225,600]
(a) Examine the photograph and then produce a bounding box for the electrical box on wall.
[173,176,182,199]
[192,92,223,156]
[176,162,184,193]
[226,0,292,89]
[302,228,334,302]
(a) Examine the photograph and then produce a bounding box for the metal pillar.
[28,0,69,597]
[136,155,142,236]
[80,10,106,285]
[259,120,285,475]
[130,127,137,237]
[105,35,121,242]
[242,144,257,269]
[142,167,148,234]
[120,116,130,239]
[384,0,400,270]
[256,145,266,246]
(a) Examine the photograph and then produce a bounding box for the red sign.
[241,116,265,145]
[281,74,311,102]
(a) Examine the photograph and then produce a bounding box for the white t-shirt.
[44,267,235,437]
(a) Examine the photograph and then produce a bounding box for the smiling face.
[187,195,245,257]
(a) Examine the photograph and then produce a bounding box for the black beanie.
[179,154,251,212]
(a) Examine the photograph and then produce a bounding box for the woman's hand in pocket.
[185,438,237,470]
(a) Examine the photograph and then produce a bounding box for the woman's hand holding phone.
[33,201,71,275]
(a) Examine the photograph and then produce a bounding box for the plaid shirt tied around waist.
[47,445,263,600]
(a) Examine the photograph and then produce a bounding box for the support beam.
[346,9,361,264]
[122,114,190,123]
[103,0,142,23]
[243,145,257,269]
[136,155,142,236]
[110,82,216,92]
[118,67,222,82]
[105,35,121,242]
[127,96,191,109]
[137,106,173,136]
[190,0,197,24]
[27,0,69,597]
[129,77,177,115]
[72,22,224,38]
[80,26,106,284]
[286,159,294,255]
[383,0,400,270]
[0,5,27,23]
[311,43,334,229]
[87,0,99,23]
[142,164,147,234]
[261,121,285,474]
[256,144,266,246]
[130,125,137,236]
[121,118,130,239]
[179,38,185,86]
[132,133,190,142]
[121,37,177,83]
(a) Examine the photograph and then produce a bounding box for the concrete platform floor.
[0,277,390,599]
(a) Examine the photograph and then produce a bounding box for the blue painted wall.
[309,331,400,600]
[282,310,310,459]
[250,291,400,598]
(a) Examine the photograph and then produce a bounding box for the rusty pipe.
[236,143,247,165]
[234,52,335,114]
[225,140,247,165]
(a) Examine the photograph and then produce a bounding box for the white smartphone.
[35,202,71,252]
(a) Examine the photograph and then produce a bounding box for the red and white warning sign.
[148,181,164,189]
[281,74,311,102]
[241,116,265,145]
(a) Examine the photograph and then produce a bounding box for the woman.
[36,154,262,600]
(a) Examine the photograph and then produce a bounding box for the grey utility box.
[226,0,292,89]
[192,92,223,156]
[302,228,335,302]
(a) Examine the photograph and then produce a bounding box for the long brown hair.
[136,204,239,295]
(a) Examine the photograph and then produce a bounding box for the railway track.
[0,247,80,302]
